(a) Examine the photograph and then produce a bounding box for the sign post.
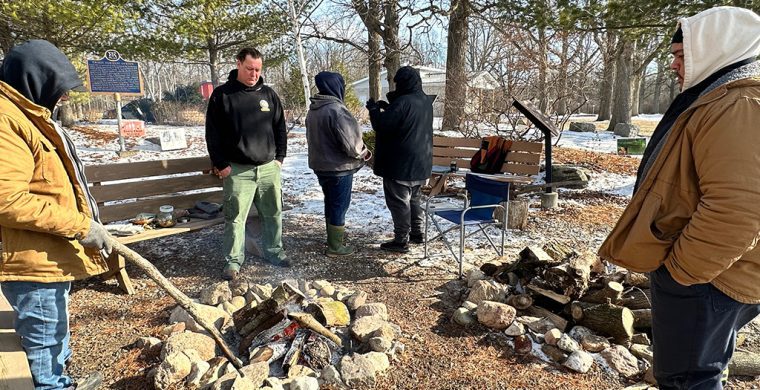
[86,50,143,156]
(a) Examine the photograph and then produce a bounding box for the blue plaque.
[87,50,143,95]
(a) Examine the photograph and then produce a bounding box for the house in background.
[350,66,500,117]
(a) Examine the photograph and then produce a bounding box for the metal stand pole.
[115,93,126,152]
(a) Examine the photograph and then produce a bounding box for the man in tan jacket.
[0,40,111,389]
[598,7,760,389]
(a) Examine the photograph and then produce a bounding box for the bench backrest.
[432,136,543,178]
[86,157,221,223]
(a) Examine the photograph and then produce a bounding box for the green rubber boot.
[326,224,354,257]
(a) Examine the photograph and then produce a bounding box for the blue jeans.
[650,265,760,389]
[317,174,354,226]
[1,281,73,390]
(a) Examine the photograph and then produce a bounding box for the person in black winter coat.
[366,66,433,253]
[306,71,370,257]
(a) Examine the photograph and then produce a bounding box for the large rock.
[154,352,191,390]
[467,280,507,305]
[135,336,162,355]
[200,281,233,306]
[229,279,250,297]
[354,303,388,320]
[250,284,273,300]
[581,334,610,353]
[550,165,591,189]
[614,123,640,137]
[563,350,594,373]
[557,333,581,353]
[161,331,217,361]
[467,268,487,287]
[504,322,525,336]
[239,361,269,387]
[320,365,345,387]
[289,376,319,390]
[453,307,476,326]
[208,372,257,390]
[544,329,562,346]
[339,352,389,388]
[199,357,233,388]
[541,344,568,363]
[169,303,231,333]
[630,344,654,365]
[350,315,388,343]
[344,291,368,311]
[569,122,596,132]
[476,301,516,330]
[601,345,641,378]
[186,360,210,388]
[567,326,594,342]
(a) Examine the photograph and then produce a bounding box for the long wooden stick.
[109,239,243,369]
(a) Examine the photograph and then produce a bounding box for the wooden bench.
[86,156,223,294]
[0,291,34,390]
[427,136,544,195]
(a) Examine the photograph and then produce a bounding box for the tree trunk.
[536,28,548,113]
[59,101,75,127]
[596,32,617,121]
[368,30,382,101]
[441,0,469,132]
[631,70,643,117]
[208,46,220,87]
[381,0,400,92]
[288,0,311,114]
[653,60,664,113]
[556,33,570,115]
[607,38,633,132]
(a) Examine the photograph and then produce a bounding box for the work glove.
[365,99,379,110]
[377,100,389,110]
[77,220,113,257]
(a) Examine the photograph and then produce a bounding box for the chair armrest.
[425,191,469,213]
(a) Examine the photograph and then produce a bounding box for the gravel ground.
[64,149,760,389]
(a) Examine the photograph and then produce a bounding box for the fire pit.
[137,279,404,389]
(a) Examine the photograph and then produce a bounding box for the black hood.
[227,69,264,90]
[393,66,422,94]
[314,71,345,101]
[0,40,84,111]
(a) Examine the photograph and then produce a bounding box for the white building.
[350,66,500,117]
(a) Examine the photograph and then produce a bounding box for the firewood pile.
[454,240,760,383]
[135,279,403,389]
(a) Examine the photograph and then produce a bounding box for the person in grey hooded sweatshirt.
[306,71,370,256]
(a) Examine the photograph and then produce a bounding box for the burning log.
[632,309,652,329]
[306,301,350,327]
[234,282,304,334]
[249,340,288,363]
[580,281,624,304]
[283,330,308,374]
[506,294,534,310]
[573,301,634,342]
[288,312,343,347]
[239,312,286,355]
[247,318,296,354]
[303,335,338,370]
[729,351,760,377]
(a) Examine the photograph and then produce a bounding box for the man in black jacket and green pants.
[205,47,288,280]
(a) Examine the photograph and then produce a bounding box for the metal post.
[115,93,126,152]
[544,134,552,193]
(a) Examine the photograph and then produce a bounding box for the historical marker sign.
[87,50,143,95]
[159,128,188,151]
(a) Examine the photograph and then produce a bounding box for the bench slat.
[98,190,223,223]
[91,174,221,203]
[433,147,541,164]
[433,137,544,153]
[86,157,213,182]
[115,217,224,245]
[433,157,541,176]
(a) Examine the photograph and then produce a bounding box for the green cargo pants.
[222,161,284,268]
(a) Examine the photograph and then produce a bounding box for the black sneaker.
[74,371,103,390]
[380,240,409,253]
[409,233,425,244]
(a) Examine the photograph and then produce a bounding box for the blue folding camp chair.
[423,173,511,278]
